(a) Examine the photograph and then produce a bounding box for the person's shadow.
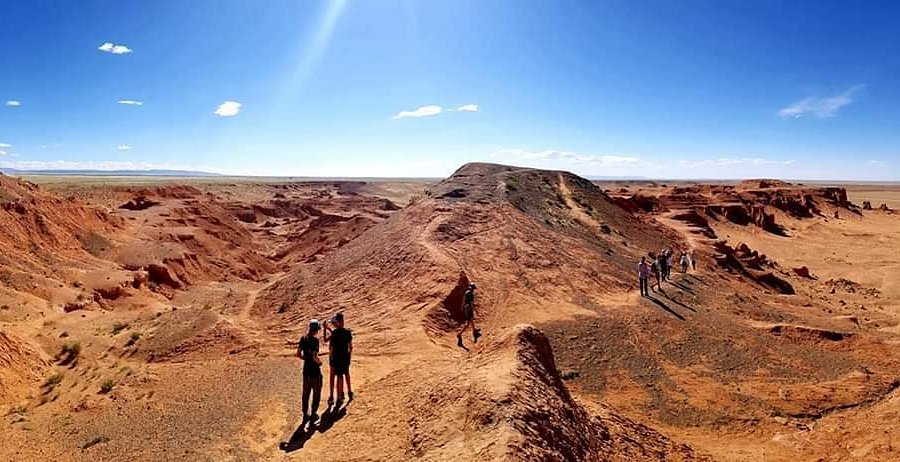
[279,400,350,453]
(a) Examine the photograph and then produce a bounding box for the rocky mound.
[259,163,681,333]
[705,202,788,236]
[0,330,49,403]
[713,241,795,294]
[737,179,794,189]
[407,325,704,461]
[428,163,679,254]
[0,175,121,265]
[501,326,702,461]
[653,180,858,237]
[115,196,277,293]
[254,163,702,459]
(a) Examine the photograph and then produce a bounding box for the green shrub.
[99,379,115,394]
[61,341,81,357]
[111,322,129,335]
[126,332,141,347]
[44,371,64,388]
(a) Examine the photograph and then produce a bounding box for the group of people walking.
[296,311,354,427]
[638,248,696,297]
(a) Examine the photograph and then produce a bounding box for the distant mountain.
[0,168,221,177]
[586,175,650,181]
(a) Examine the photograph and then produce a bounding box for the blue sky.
[1,0,898,179]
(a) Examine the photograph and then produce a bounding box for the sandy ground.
[1,169,899,461]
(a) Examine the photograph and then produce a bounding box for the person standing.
[297,319,324,425]
[666,250,675,280]
[680,252,689,273]
[690,250,697,270]
[657,252,668,285]
[324,311,354,405]
[457,283,481,348]
[638,257,651,297]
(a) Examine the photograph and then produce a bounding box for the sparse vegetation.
[61,341,81,359]
[126,331,142,346]
[99,379,115,394]
[59,331,69,338]
[0,304,9,310]
[44,371,64,389]
[111,321,129,335]
[6,405,27,415]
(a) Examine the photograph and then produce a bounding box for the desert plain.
[1,163,899,461]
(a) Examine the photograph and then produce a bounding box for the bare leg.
[337,375,344,399]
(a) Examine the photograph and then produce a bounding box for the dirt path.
[558,173,602,229]
[655,210,713,253]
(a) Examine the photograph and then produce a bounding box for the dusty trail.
[655,211,711,253]
[558,172,600,228]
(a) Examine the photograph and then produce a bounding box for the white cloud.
[0,143,11,148]
[455,104,479,112]
[867,159,886,166]
[6,100,21,107]
[393,105,443,119]
[117,145,132,151]
[778,85,863,119]
[98,42,132,54]
[0,151,6,156]
[214,101,242,117]
[117,100,143,106]
[677,157,796,168]
[494,148,638,166]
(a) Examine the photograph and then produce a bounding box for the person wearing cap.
[457,282,482,348]
[323,311,353,405]
[297,319,324,425]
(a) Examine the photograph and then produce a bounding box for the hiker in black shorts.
[323,311,353,405]
[297,319,323,425]
[457,283,481,348]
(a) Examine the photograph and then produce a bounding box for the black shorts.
[330,357,350,375]
[463,302,474,321]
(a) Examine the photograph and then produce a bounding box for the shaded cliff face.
[639,179,857,237]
